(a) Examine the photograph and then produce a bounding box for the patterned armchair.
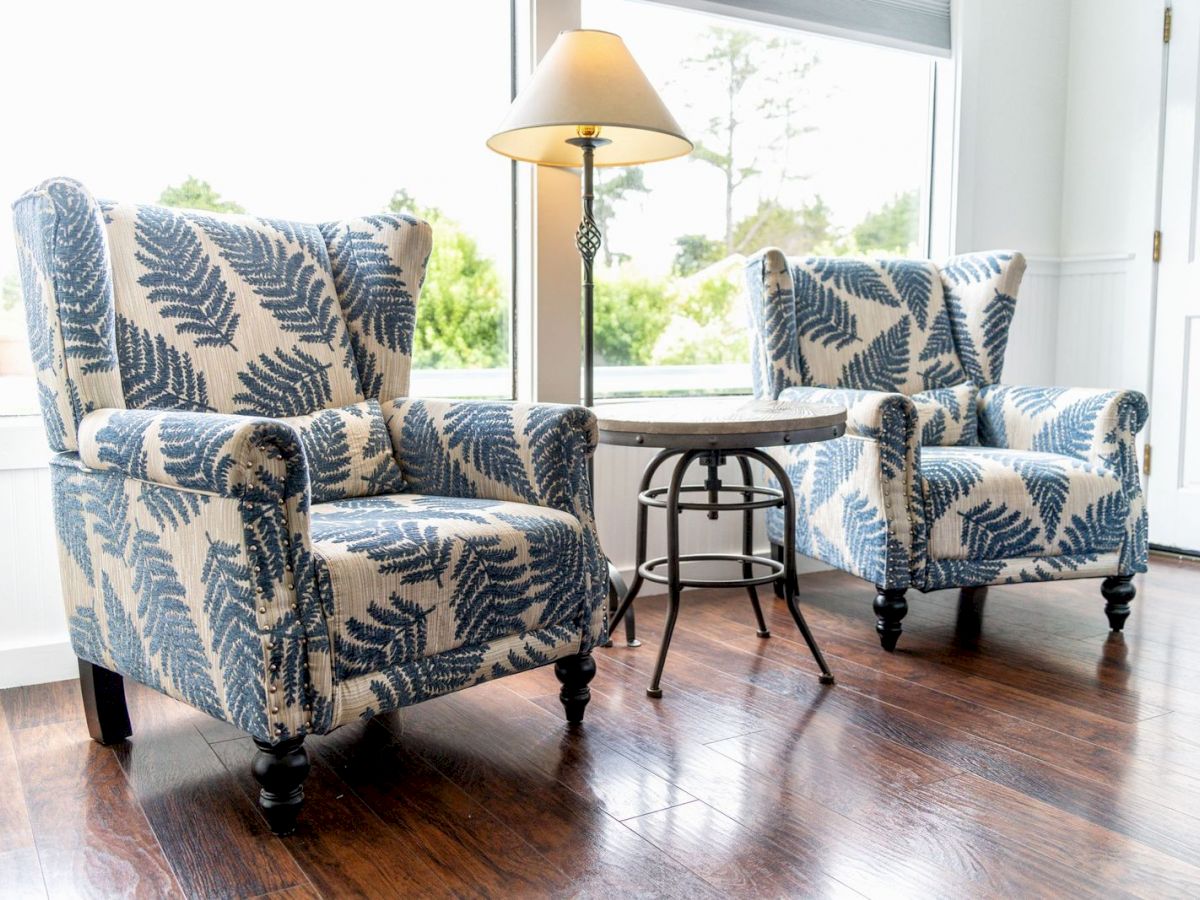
[746,248,1148,651]
[14,177,607,834]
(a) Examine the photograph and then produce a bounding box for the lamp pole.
[566,133,609,407]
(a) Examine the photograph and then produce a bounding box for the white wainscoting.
[0,418,72,689]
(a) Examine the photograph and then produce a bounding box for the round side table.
[597,397,847,697]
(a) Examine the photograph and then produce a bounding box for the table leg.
[736,454,770,638]
[647,449,702,698]
[609,449,682,641]
[746,449,835,685]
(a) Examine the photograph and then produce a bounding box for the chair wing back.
[745,248,1026,399]
[320,215,433,404]
[14,178,432,452]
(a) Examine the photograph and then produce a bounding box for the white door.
[1151,0,1200,552]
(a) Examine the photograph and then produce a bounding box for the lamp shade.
[487,29,692,167]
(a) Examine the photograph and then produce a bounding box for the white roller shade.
[650,0,953,57]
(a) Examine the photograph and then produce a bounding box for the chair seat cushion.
[310,494,592,685]
[920,447,1127,561]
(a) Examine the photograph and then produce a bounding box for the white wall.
[1056,0,1164,394]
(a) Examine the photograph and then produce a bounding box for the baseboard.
[612,547,830,596]
[0,640,77,689]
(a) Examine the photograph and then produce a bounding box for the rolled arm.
[79,408,310,503]
[978,384,1149,573]
[777,386,920,588]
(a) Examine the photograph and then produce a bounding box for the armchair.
[746,248,1148,650]
[14,178,607,834]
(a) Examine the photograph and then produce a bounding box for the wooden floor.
[3,558,1200,898]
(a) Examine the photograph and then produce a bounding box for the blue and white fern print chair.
[13,177,607,835]
[746,248,1149,651]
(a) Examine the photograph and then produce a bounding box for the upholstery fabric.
[774,386,919,589]
[17,177,606,744]
[748,248,1148,594]
[920,446,1126,573]
[911,382,978,447]
[939,251,1027,386]
[311,494,596,721]
[320,215,433,403]
[791,256,967,394]
[283,400,405,504]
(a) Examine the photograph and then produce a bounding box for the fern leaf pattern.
[132,205,240,349]
[840,318,911,391]
[115,316,214,412]
[196,216,342,347]
[881,259,933,329]
[744,252,804,399]
[958,500,1042,559]
[233,346,333,417]
[129,528,221,715]
[810,257,898,307]
[200,536,268,734]
[442,403,535,498]
[793,268,860,350]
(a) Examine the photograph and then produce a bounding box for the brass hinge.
[1153,229,1162,262]
[1143,443,1152,476]
[1165,6,1172,42]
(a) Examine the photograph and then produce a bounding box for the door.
[1151,0,1200,552]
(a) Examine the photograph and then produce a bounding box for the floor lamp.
[488,29,691,646]
[486,29,692,407]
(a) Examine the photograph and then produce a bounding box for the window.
[0,1,515,416]
[582,0,936,398]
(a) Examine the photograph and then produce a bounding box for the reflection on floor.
[2,556,1200,898]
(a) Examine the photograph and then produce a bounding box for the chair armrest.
[384,398,597,522]
[778,386,920,589]
[79,408,309,503]
[977,384,1148,472]
[779,385,919,476]
[977,384,1149,574]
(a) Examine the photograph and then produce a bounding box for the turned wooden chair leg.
[554,651,596,724]
[78,659,132,745]
[1102,575,1135,632]
[874,587,908,652]
[252,736,310,836]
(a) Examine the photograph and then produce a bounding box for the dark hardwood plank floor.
[3,556,1200,899]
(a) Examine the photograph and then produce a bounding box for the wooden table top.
[595,396,845,450]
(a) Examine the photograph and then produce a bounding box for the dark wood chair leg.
[78,659,132,745]
[251,736,309,836]
[771,542,785,599]
[554,651,596,725]
[874,587,908,652]
[1101,575,1135,631]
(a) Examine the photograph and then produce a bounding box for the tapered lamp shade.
[487,29,692,167]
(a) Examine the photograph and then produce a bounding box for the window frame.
[520,0,955,404]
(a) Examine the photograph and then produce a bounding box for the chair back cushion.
[791,257,967,394]
[103,201,364,418]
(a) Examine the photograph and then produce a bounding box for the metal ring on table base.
[638,552,784,588]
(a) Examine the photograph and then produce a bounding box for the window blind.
[650,0,953,57]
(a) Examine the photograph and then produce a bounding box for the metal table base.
[608,447,835,697]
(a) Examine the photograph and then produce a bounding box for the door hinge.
[1165,6,1172,42]
[1153,229,1162,262]
[1143,443,1152,476]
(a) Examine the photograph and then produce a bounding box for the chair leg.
[770,542,785,599]
[252,736,310,836]
[1101,575,1135,632]
[78,659,132,746]
[554,651,596,725]
[874,587,908,652]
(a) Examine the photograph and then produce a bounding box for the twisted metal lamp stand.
[566,134,640,648]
